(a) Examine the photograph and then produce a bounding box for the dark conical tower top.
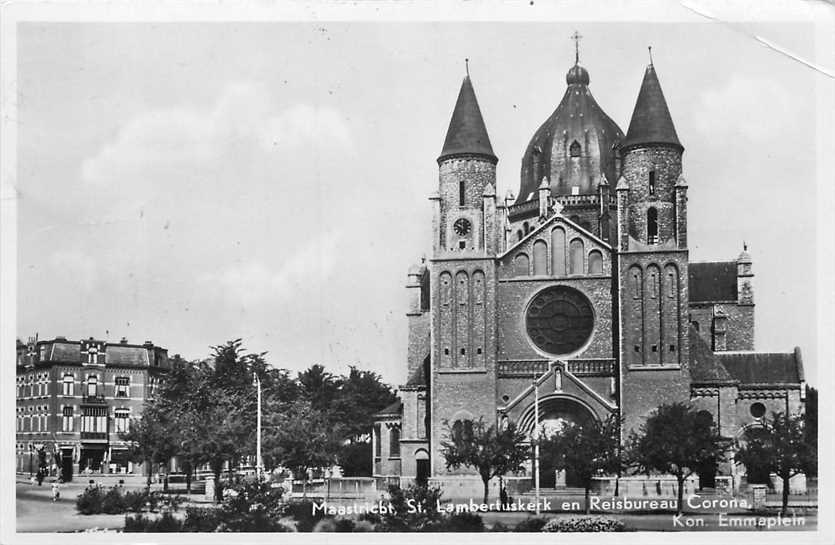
[621,58,682,151]
[438,65,497,164]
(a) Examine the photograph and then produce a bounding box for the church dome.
[517,62,624,203]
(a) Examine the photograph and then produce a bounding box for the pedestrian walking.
[51,481,60,502]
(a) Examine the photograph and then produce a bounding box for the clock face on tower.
[453,218,472,236]
[526,286,594,355]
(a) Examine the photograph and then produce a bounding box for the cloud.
[198,230,341,306]
[80,82,354,187]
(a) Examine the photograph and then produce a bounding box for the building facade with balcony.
[15,335,169,481]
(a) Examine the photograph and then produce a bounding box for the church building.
[373,43,806,495]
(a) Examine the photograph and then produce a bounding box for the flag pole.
[534,366,540,515]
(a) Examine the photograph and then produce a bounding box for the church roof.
[689,261,738,303]
[404,363,427,387]
[621,63,682,151]
[373,399,403,418]
[517,62,624,203]
[438,75,497,164]
[688,326,735,384]
[717,350,804,385]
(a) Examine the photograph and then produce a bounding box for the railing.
[80,432,107,441]
[497,360,550,378]
[81,394,107,405]
[566,359,616,376]
[497,359,615,378]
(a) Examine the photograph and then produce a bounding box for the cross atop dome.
[571,30,582,65]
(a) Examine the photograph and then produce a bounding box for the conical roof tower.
[438,72,497,164]
[621,60,682,151]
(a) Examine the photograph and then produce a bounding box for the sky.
[16,20,829,387]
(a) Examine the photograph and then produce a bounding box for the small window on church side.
[647,207,659,244]
[517,230,524,241]
[477,347,482,355]
[634,345,641,353]
[569,140,581,157]
[460,348,466,355]
[444,348,450,355]
[651,345,658,352]
[669,344,676,353]
[459,180,465,206]
[649,171,656,195]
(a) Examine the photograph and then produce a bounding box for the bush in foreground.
[513,517,549,532]
[76,485,105,515]
[541,516,626,532]
[124,512,184,532]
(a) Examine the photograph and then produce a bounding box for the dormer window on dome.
[569,140,581,157]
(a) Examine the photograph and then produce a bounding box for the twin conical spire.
[622,60,682,150]
[438,64,497,164]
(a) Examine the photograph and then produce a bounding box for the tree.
[297,364,340,411]
[628,403,733,515]
[803,386,817,477]
[262,400,342,495]
[440,418,530,504]
[735,411,815,515]
[539,415,624,513]
[330,366,398,441]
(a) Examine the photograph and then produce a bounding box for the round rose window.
[526,286,594,355]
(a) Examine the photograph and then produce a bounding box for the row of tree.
[123,339,397,501]
[441,400,817,515]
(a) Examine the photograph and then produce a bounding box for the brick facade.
[373,57,806,493]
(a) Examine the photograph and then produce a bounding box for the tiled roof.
[438,76,496,164]
[689,261,738,303]
[621,64,681,150]
[51,342,82,362]
[688,326,734,383]
[716,350,803,385]
[404,360,427,387]
[374,399,403,418]
[106,345,151,366]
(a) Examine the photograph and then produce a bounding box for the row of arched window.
[511,228,605,277]
[439,270,487,369]
[624,262,681,366]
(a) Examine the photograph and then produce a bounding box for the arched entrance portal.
[518,395,600,488]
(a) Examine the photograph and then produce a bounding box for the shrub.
[541,516,626,532]
[215,476,287,532]
[182,507,224,532]
[312,518,337,532]
[284,499,326,532]
[124,512,185,533]
[101,486,127,514]
[490,521,511,532]
[76,485,105,515]
[513,517,549,532]
[431,512,484,532]
[375,484,445,532]
[123,490,149,513]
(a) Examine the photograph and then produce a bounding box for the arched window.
[459,180,465,206]
[569,140,581,157]
[647,207,659,244]
[523,221,530,235]
[517,229,524,241]
[588,250,603,274]
[551,227,566,276]
[533,240,547,275]
[649,171,656,195]
[569,239,584,275]
[514,253,530,276]
[374,425,381,458]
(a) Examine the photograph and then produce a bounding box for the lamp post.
[533,368,540,516]
[252,372,263,480]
